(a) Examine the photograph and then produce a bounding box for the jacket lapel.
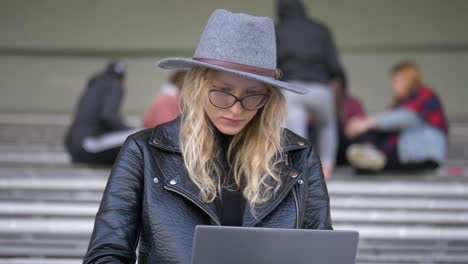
[162,164,221,226]
[149,118,221,225]
[242,134,309,226]
[242,160,301,227]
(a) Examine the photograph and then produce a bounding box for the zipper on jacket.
[149,140,181,153]
[292,187,300,228]
[284,152,289,166]
[164,185,221,226]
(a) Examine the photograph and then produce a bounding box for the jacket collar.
[241,163,302,226]
[149,117,308,226]
[149,117,183,153]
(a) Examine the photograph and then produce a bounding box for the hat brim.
[157,57,308,94]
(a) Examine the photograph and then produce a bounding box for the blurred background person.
[346,61,449,173]
[143,70,186,128]
[65,61,139,165]
[329,70,367,166]
[275,0,343,178]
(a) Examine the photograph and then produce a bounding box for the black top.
[65,69,129,153]
[219,179,243,226]
[215,131,244,226]
[275,0,342,83]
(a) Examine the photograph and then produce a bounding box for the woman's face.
[392,72,407,100]
[204,71,269,135]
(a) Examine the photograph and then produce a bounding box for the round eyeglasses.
[208,89,270,111]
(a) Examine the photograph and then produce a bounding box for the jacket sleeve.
[302,146,333,230]
[100,80,129,130]
[83,136,144,264]
[374,107,425,132]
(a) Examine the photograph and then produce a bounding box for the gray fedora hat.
[157,9,307,94]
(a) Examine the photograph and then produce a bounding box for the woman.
[346,61,449,172]
[83,9,331,264]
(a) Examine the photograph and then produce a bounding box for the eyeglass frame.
[208,89,270,111]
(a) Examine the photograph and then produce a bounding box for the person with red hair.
[143,70,186,128]
[345,61,449,173]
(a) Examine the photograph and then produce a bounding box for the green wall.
[1,0,467,120]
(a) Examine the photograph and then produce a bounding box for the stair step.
[0,190,103,203]
[332,209,468,225]
[0,259,82,264]
[330,197,468,211]
[357,252,468,263]
[328,181,468,197]
[0,178,107,191]
[0,246,86,258]
[0,202,98,216]
[0,219,94,235]
[334,224,468,241]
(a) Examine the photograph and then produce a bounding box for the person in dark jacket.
[276,0,343,179]
[65,61,138,165]
[83,9,331,264]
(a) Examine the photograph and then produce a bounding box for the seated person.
[143,70,186,128]
[329,70,366,166]
[65,61,139,165]
[345,61,449,172]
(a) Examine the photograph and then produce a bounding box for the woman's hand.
[345,116,375,138]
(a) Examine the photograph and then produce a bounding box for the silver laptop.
[192,225,359,264]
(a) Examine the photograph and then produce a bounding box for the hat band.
[193,57,283,80]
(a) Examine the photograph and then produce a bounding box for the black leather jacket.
[83,118,332,264]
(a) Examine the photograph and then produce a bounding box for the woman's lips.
[221,117,244,126]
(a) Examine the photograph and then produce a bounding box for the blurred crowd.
[64,0,449,179]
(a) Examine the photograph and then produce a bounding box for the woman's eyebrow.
[212,81,265,93]
[213,86,233,92]
[212,81,233,89]
[246,87,267,93]
[213,81,233,87]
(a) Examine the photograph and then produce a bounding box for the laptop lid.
[192,226,359,264]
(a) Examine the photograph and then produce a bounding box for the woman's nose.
[229,101,244,115]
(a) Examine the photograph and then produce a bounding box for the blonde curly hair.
[179,67,287,208]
